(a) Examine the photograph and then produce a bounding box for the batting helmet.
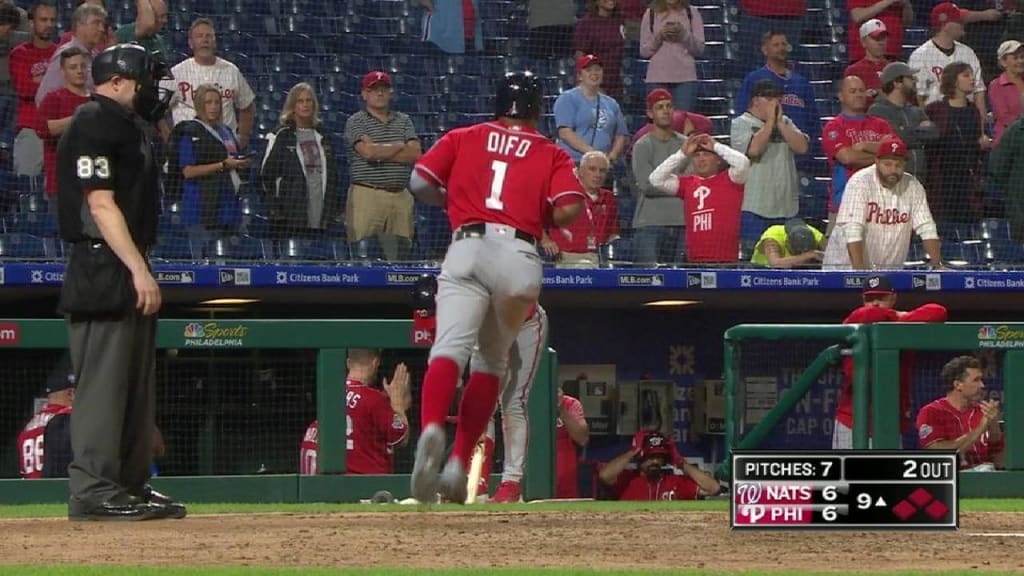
[411,274,437,312]
[92,43,174,122]
[495,71,542,120]
[638,431,672,461]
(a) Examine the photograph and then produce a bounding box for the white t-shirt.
[822,165,938,270]
[907,40,985,107]
[162,57,256,130]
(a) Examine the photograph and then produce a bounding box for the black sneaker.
[68,494,163,522]
[139,485,187,519]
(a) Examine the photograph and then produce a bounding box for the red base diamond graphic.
[892,500,917,521]
[924,499,949,520]
[908,487,934,507]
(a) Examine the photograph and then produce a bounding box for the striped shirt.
[344,109,418,191]
[161,57,256,131]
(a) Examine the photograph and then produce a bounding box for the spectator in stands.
[554,55,629,164]
[988,40,1024,145]
[17,355,74,479]
[35,47,90,202]
[639,0,704,113]
[845,19,892,107]
[344,71,421,262]
[0,3,26,138]
[822,76,893,237]
[259,82,339,237]
[543,150,620,268]
[868,62,938,181]
[416,0,482,55]
[555,383,589,499]
[908,3,987,120]
[300,351,411,476]
[9,2,55,178]
[525,0,576,60]
[822,134,941,270]
[166,83,248,254]
[847,0,913,64]
[917,355,1003,470]
[751,218,825,268]
[736,31,819,158]
[925,61,990,222]
[736,0,805,67]
[631,89,688,265]
[35,2,105,107]
[730,79,808,241]
[114,0,168,57]
[958,1,1008,85]
[630,108,711,153]
[990,112,1024,238]
[599,430,720,501]
[619,0,647,41]
[574,0,626,100]
[59,0,111,51]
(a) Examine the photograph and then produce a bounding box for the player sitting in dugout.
[598,430,720,500]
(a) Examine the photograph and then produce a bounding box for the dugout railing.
[0,319,559,504]
[722,323,1024,498]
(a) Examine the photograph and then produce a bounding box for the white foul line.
[967,533,1024,537]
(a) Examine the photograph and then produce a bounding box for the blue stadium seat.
[349,236,382,262]
[392,73,431,96]
[695,97,732,117]
[238,195,271,238]
[278,0,337,17]
[158,212,187,237]
[351,0,412,18]
[904,242,929,268]
[151,235,194,261]
[798,61,838,82]
[17,190,47,212]
[701,42,734,61]
[695,60,726,81]
[800,44,840,63]
[709,115,731,137]
[703,24,729,43]
[811,80,835,100]
[981,239,1021,265]
[904,27,929,47]
[264,53,313,76]
[941,242,978,267]
[696,5,725,24]
[224,13,269,34]
[699,80,734,99]
[204,236,272,261]
[6,211,57,236]
[977,218,1012,241]
[278,237,335,261]
[479,0,514,20]
[0,233,49,259]
[340,34,387,57]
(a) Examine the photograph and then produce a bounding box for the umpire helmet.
[411,274,437,312]
[92,43,174,123]
[495,71,542,120]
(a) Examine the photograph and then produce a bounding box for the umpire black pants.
[67,310,157,509]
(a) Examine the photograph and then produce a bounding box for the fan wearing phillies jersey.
[845,19,891,107]
[847,0,911,63]
[598,430,720,501]
[917,355,1004,470]
[17,358,74,479]
[907,3,986,117]
[299,349,410,476]
[822,134,941,270]
[407,72,585,505]
[648,132,750,263]
[8,2,57,177]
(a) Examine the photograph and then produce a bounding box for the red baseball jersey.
[916,398,1002,469]
[677,170,744,263]
[608,470,700,501]
[556,395,585,498]
[414,121,585,240]
[822,114,892,212]
[17,403,71,479]
[549,188,619,253]
[847,0,904,62]
[299,420,318,475]
[739,0,806,17]
[8,41,57,131]
[845,58,888,107]
[35,88,90,196]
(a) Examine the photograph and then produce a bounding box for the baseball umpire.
[57,43,183,521]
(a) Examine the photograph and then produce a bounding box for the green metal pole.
[317,349,347,475]
[870,346,902,449]
[1002,352,1023,470]
[524,348,557,501]
[721,339,738,480]
[851,326,870,449]
[724,324,860,341]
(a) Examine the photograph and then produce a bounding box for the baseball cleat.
[410,424,445,504]
[488,480,523,503]
[439,457,468,505]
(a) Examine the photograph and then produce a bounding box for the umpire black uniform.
[57,43,183,521]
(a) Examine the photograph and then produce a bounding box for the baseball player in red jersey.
[598,431,720,501]
[917,355,1003,470]
[18,357,75,479]
[408,72,585,504]
[832,274,948,449]
[299,349,410,475]
[648,132,750,263]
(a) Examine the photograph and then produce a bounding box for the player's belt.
[454,223,537,247]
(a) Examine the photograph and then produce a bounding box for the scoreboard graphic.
[730,451,958,530]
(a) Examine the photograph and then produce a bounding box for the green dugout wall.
[0,319,559,504]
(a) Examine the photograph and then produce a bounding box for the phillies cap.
[361,70,391,90]
[931,2,968,28]
[880,62,918,85]
[859,19,888,39]
[646,87,673,109]
[576,54,602,75]
[876,134,907,158]
[863,274,896,296]
[998,40,1024,59]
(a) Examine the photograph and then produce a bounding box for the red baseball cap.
[930,2,968,28]
[362,70,392,91]
[876,134,907,158]
[575,54,601,75]
[646,88,672,109]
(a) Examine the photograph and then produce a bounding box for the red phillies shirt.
[845,58,889,108]
[677,170,744,262]
[739,0,806,16]
[299,421,318,475]
[917,398,1002,469]
[847,0,904,62]
[36,88,90,196]
[17,404,71,479]
[822,114,892,212]
[8,41,57,130]
[608,470,700,501]
[550,188,619,253]
[556,395,585,498]
[414,121,585,240]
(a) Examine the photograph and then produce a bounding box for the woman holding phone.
[639,0,704,112]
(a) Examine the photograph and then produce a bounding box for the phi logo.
[412,329,434,345]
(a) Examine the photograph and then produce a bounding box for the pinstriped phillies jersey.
[160,57,256,131]
[907,40,985,107]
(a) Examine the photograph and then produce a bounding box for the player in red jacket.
[407,71,584,504]
[598,430,720,501]
[17,357,74,479]
[832,274,948,448]
[299,349,410,475]
[917,355,1003,470]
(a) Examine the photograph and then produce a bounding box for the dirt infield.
[3,510,1024,571]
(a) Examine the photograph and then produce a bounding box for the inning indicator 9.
[730,450,958,530]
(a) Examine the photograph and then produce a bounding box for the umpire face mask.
[133,57,174,123]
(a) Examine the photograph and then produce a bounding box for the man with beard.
[598,430,719,501]
[867,62,938,182]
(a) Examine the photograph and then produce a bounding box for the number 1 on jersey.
[486,159,508,210]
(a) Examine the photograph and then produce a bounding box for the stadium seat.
[351,0,412,19]
[151,235,194,261]
[904,242,929,268]
[278,237,335,261]
[977,218,1012,241]
[797,62,838,82]
[204,236,272,261]
[264,53,313,76]
[695,60,726,81]
[0,233,49,259]
[5,211,57,236]
[703,24,728,43]
[941,242,977,267]
[16,191,47,212]
[695,97,732,117]
[349,236,382,262]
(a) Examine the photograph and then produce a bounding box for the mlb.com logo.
[978,325,997,340]
[183,322,205,338]
[0,322,19,345]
